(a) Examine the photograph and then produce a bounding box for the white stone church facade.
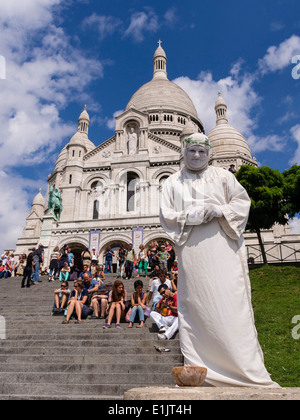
[15,42,299,268]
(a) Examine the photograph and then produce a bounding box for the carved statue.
[48,185,63,221]
[128,127,138,155]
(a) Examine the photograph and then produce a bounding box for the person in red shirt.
[150,283,178,340]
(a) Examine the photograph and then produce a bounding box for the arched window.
[127,172,139,212]
[93,200,99,220]
[159,175,169,194]
[91,180,103,192]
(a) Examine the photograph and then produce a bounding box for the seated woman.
[90,284,109,319]
[103,280,127,328]
[93,264,105,284]
[53,281,70,313]
[59,262,70,282]
[62,281,89,324]
[127,279,148,328]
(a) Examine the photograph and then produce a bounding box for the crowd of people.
[1,251,24,279]
[1,241,179,340]
[54,241,179,340]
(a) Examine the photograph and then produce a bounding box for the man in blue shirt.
[82,272,99,318]
[78,264,92,281]
[104,246,115,273]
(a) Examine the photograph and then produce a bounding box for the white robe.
[160,166,279,388]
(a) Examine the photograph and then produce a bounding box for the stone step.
[0,346,182,356]
[0,372,175,386]
[0,362,181,374]
[0,339,180,349]
[0,382,132,398]
[4,332,180,341]
[0,394,122,400]
[0,275,182,399]
[0,354,183,365]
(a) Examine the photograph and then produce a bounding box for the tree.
[282,164,300,218]
[235,165,288,265]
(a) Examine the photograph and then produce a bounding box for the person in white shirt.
[147,269,172,310]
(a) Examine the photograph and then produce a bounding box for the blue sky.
[0,0,300,250]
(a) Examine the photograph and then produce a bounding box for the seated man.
[78,264,92,280]
[82,272,99,318]
[147,269,172,310]
[150,283,178,340]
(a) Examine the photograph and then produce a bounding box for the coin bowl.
[171,366,207,387]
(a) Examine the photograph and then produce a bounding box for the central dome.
[126,78,200,120]
[125,41,203,132]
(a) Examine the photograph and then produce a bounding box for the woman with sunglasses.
[53,282,70,313]
[62,281,88,324]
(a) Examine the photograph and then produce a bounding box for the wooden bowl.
[171,366,207,387]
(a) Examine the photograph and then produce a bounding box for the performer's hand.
[187,207,204,225]
[203,204,223,223]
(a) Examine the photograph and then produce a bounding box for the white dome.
[32,189,44,207]
[68,131,95,152]
[208,123,252,159]
[126,78,200,121]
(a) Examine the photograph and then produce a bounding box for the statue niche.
[127,126,139,155]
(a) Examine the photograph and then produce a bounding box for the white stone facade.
[15,43,300,267]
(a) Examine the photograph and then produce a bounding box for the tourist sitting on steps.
[127,280,148,328]
[103,280,127,328]
[53,282,71,314]
[150,283,178,340]
[62,281,90,324]
[59,262,70,282]
[90,284,109,319]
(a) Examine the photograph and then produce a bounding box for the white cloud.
[0,170,47,253]
[106,110,124,130]
[0,8,103,170]
[82,13,122,40]
[289,217,300,234]
[0,0,104,251]
[289,124,300,165]
[173,65,261,138]
[258,35,300,74]
[124,9,159,42]
[247,134,287,154]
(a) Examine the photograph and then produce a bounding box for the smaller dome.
[215,91,227,108]
[208,124,252,159]
[68,131,95,152]
[180,120,200,139]
[153,41,167,60]
[32,188,44,207]
[54,145,67,170]
[79,105,90,122]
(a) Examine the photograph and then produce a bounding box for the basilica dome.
[125,41,204,133]
[208,92,253,163]
[126,78,200,121]
[54,106,95,171]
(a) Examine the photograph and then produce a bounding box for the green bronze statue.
[48,185,63,221]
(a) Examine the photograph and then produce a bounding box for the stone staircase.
[0,274,182,400]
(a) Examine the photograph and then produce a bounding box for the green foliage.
[250,265,300,387]
[282,164,300,218]
[236,165,288,231]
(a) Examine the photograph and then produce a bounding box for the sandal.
[103,323,111,329]
[128,323,133,328]
[116,323,121,328]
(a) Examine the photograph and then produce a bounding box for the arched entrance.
[100,240,130,273]
[64,242,86,271]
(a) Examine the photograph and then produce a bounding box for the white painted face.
[184,144,209,172]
